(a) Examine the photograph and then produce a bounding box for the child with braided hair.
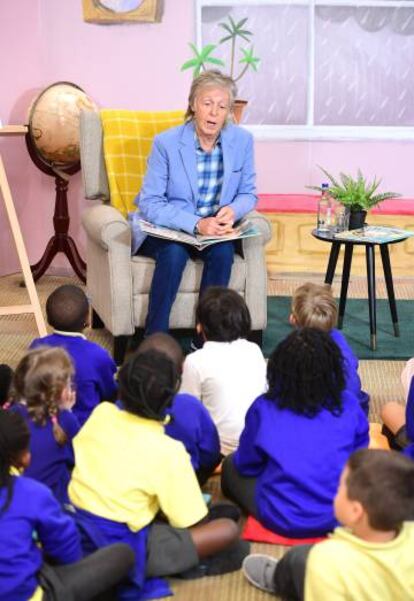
[68,348,249,599]
[222,328,369,538]
[10,347,80,504]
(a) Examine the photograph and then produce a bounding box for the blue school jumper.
[0,476,81,600]
[330,329,370,415]
[30,332,117,426]
[403,378,414,460]
[233,391,369,537]
[10,404,80,504]
[165,393,221,470]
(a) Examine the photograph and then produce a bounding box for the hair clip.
[51,415,58,425]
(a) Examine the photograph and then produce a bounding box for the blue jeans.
[138,237,235,335]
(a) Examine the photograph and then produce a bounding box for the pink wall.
[1,0,413,275]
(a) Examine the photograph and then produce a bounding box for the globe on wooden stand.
[25,81,98,283]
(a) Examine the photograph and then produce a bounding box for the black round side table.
[312,228,409,350]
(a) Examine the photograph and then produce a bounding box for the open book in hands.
[138,218,260,250]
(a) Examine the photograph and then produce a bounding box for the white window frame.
[196,0,414,140]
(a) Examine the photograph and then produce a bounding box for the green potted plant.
[181,15,260,122]
[308,167,401,230]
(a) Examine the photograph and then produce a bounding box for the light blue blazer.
[129,120,257,254]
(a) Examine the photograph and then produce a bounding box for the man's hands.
[196,206,236,236]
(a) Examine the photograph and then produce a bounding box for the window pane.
[201,5,309,125]
[315,6,414,126]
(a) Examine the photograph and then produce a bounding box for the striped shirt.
[195,135,224,218]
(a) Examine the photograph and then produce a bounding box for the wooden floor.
[0,271,409,600]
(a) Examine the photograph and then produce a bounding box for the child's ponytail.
[0,412,30,514]
[48,402,68,446]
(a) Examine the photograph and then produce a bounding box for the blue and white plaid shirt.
[195,135,224,218]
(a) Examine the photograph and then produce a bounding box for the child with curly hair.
[222,328,369,538]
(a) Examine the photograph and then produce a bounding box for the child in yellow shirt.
[242,449,414,601]
[69,348,248,598]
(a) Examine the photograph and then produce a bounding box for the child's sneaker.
[242,554,278,593]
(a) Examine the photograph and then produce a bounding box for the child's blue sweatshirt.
[0,476,81,600]
[30,332,117,426]
[10,404,80,504]
[233,390,369,537]
[330,328,370,415]
[403,378,414,460]
[165,393,221,470]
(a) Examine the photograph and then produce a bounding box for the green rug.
[264,296,414,360]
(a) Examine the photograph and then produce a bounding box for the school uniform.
[305,523,414,600]
[403,377,414,459]
[231,391,369,537]
[165,393,221,473]
[30,331,117,426]
[180,339,267,454]
[330,328,370,415]
[69,402,208,598]
[0,475,81,601]
[10,403,79,504]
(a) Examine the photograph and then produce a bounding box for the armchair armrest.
[81,205,134,336]
[245,210,272,245]
[241,210,272,330]
[82,204,131,249]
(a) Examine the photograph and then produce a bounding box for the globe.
[28,81,98,169]
[25,82,97,284]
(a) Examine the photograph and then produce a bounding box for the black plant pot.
[348,210,367,230]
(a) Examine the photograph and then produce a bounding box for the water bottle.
[317,183,333,232]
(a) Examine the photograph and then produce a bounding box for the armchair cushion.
[101,109,184,215]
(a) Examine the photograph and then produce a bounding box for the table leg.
[380,244,399,337]
[337,243,353,329]
[324,241,341,284]
[366,244,377,351]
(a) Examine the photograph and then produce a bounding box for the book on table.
[334,225,414,244]
[138,218,260,250]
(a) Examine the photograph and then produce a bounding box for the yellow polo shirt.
[69,403,207,531]
[305,522,414,601]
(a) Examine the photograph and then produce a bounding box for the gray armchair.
[79,111,272,363]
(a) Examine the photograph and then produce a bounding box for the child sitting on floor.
[137,333,221,484]
[0,410,134,600]
[68,348,249,599]
[180,286,267,455]
[0,363,14,408]
[242,448,414,601]
[222,328,369,538]
[30,285,117,426]
[290,282,370,415]
[380,380,414,458]
[10,347,80,504]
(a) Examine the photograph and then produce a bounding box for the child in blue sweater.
[30,285,117,426]
[290,282,370,415]
[137,333,221,484]
[0,410,134,600]
[222,328,369,538]
[10,346,80,504]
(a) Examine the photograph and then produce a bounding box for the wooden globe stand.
[25,133,86,283]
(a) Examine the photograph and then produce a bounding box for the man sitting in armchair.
[129,70,257,338]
